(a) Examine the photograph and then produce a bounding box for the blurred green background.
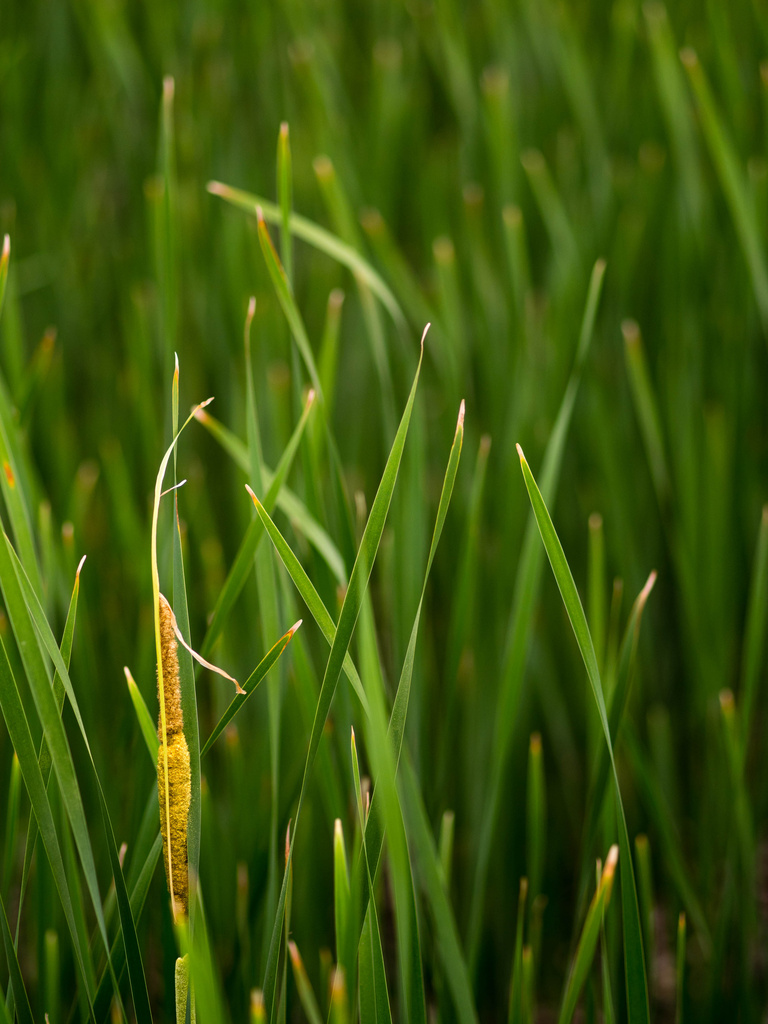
[2,0,768,1020]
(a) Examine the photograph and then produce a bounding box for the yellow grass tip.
[719,689,735,714]
[639,570,658,607]
[288,619,303,638]
[458,399,465,430]
[245,483,262,508]
[603,844,619,882]
[516,443,526,464]
[76,554,87,580]
[288,940,303,971]
[621,318,640,346]
[331,967,347,1002]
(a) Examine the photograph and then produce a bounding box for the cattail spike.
[157,594,191,919]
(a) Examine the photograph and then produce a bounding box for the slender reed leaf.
[516,447,649,1023]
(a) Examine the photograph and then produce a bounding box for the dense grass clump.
[1,1,768,1021]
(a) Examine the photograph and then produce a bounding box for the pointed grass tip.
[76,554,87,580]
[621,319,640,347]
[603,843,619,881]
[719,688,735,714]
[163,75,175,101]
[247,295,256,320]
[306,388,316,407]
[420,322,431,352]
[1,235,9,261]
[458,399,465,430]
[256,204,265,225]
[288,619,303,638]
[245,483,262,509]
[516,443,527,466]
[174,352,179,379]
[207,180,226,197]
[123,665,136,686]
[280,120,289,139]
[639,570,658,606]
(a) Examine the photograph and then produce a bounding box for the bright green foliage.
[1,1,767,1021]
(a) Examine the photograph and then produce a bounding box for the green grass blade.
[0,406,44,602]
[0,890,33,1024]
[582,572,656,861]
[3,538,152,1020]
[399,757,479,1024]
[277,123,293,285]
[0,534,112,966]
[681,47,768,332]
[508,878,528,1024]
[351,728,393,1024]
[207,182,406,332]
[469,258,606,968]
[243,295,286,972]
[247,494,368,713]
[200,388,317,659]
[261,336,423,1019]
[634,836,655,980]
[256,209,323,398]
[526,734,545,907]
[0,638,96,1015]
[334,818,354,1013]
[178,889,228,1024]
[622,320,672,508]
[92,833,162,1024]
[2,753,21,894]
[516,448,649,1024]
[558,847,618,1024]
[201,621,301,756]
[288,942,324,1024]
[740,505,768,749]
[125,665,161,763]
[194,405,346,584]
[675,913,686,1024]
[644,2,705,229]
[621,725,711,952]
[17,558,88,930]
[348,402,465,1008]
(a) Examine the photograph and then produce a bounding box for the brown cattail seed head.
[157,594,191,919]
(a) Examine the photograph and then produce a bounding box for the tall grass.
[1,1,768,1020]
